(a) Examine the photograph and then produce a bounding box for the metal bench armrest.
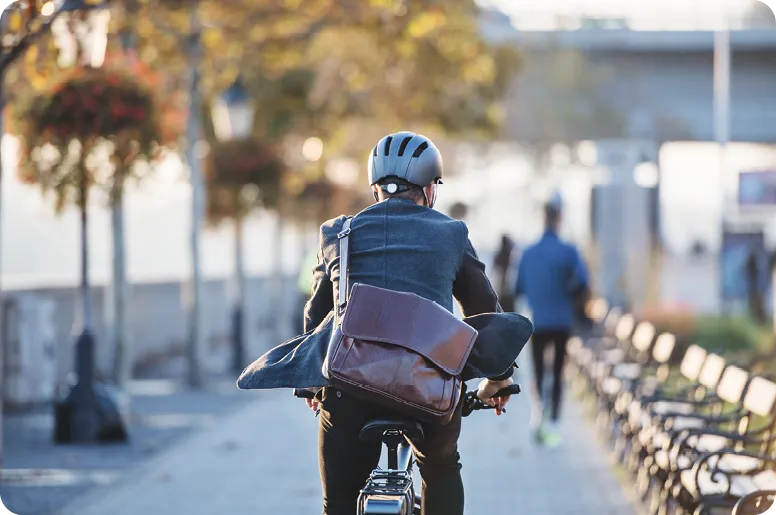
[690,448,776,501]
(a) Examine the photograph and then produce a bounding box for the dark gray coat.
[237,198,533,390]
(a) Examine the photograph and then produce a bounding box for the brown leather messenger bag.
[322,216,479,425]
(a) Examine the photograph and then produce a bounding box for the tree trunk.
[231,216,246,373]
[79,166,92,335]
[184,5,206,388]
[272,212,285,344]
[109,191,130,387]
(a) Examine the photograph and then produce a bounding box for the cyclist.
[302,132,516,515]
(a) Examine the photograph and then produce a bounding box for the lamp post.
[0,0,107,460]
[50,0,110,68]
[211,77,255,374]
[47,0,126,444]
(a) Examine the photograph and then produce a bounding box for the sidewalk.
[53,379,637,515]
[0,350,252,515]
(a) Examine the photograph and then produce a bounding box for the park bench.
[661,375,776,515]
[673,376,776,515]
[566,307,620,379]
[607,331,678,457]
[600,333,687,470]
[589,320,658,435]
[568,310,632,405]
[572,314,639,400]
[611,354,737,513]
[626,350,729,507]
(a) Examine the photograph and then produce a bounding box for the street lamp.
[50,0,110,69]
[212,77,255,374]
[46,0,125,444]
[0,0,113,453]
[0,0,70,468]
[212,76,254,142]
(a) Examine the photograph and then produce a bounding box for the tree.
[109,0,341,386]
[111,0,521,368]
[7,63,175,400]
[205,137,284,372]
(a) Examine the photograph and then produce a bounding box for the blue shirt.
[515,231,589,330]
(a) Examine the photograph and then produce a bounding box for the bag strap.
[337,217,354,316]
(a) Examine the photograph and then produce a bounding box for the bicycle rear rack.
[358,470,415,515]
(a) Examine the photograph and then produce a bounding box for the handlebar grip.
[491,384,521,398]
[293,388,316,399]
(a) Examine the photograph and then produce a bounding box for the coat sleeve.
[303,227,334,333]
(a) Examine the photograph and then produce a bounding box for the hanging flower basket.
[11,64,173,143]
[206,137,286,224]
[7,62,179,209]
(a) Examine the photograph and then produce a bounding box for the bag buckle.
[337,227,351,239]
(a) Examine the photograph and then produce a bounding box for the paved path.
[54,378,636,515]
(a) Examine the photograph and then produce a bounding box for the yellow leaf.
[31,74,48,90]
[202,28,222,50]
[24,44,39,63]
[137,17,155,37]
[9,11,23,32]
[407,11,446,39]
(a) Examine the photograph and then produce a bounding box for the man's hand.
[477,377,513,416]
[303,387,321,412]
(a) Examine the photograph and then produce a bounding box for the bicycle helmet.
[368,131,443,194]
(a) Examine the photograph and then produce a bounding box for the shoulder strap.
[337,217,354,316]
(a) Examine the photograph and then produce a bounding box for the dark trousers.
[530,328,570,422]
[318,387,464,515]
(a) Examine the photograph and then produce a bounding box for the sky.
[480,0,774,30]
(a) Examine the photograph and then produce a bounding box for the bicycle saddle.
[359,419,425,443]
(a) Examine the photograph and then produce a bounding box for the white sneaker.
[543,421,563,448]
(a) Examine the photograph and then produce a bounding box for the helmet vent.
[412,141,429,158]
[383,136,394,156]
[373,146,378,156]
[397,136,413,156]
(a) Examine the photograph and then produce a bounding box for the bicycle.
[294,382,521,515]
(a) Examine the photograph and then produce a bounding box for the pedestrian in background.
[515,194,589,447]
[493,234,517,312]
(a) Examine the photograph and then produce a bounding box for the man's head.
[368,131,443,208]
[544,193,563,232]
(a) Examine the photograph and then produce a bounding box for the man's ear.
[372,184,380,202]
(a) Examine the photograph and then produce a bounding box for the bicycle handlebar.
[293,388,317,399]
[294,383,522,418]
[461,383,522,417]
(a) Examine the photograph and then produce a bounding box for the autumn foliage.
[8,56,180,209]
[205,138,286,224]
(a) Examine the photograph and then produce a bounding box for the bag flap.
[340,283,478,375]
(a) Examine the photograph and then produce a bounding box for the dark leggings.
[530,329,570,422]
[318,388,464,515]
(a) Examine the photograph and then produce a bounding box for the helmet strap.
[423,185,436,209]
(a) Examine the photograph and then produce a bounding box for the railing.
[506,15,776,32]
